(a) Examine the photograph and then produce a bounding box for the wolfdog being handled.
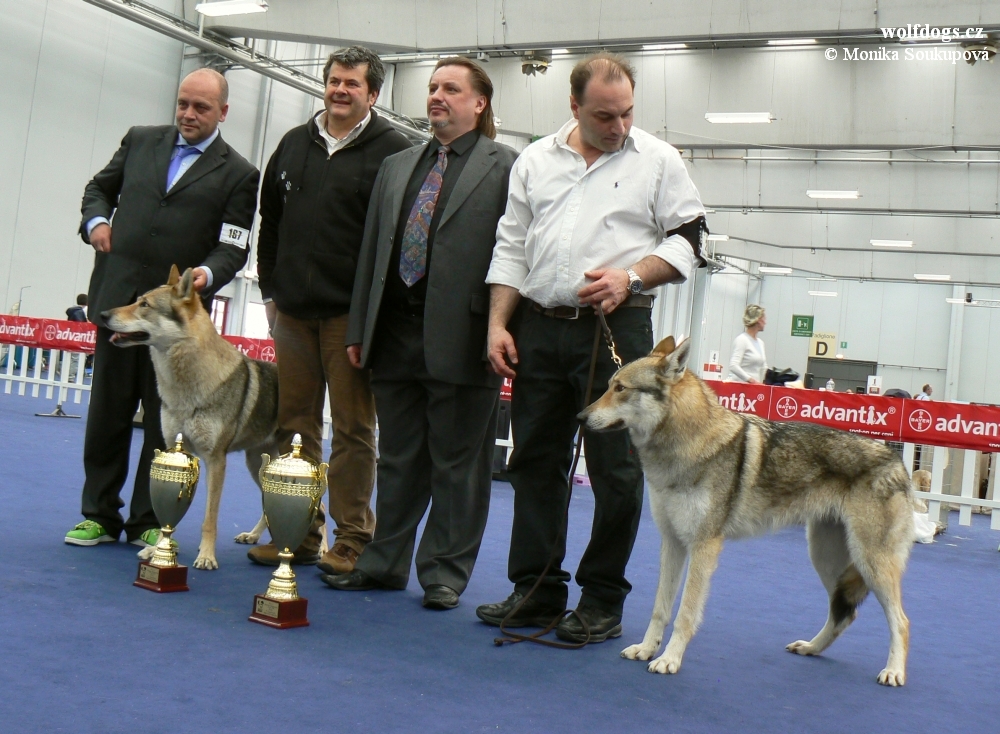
[103,266,280,570]
[580,336,913,686]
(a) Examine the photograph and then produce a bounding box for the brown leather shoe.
[316,543,360,575]
[247,543,321,566]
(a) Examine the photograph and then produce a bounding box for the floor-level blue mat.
[0,390,996,733]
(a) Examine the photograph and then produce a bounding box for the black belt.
[529,294,653,320]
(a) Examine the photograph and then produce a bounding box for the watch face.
[630,280,643,294]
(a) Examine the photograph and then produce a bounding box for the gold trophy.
[135,433,200,593]
[249,434,327,629]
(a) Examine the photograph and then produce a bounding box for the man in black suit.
[326,58,518,610]
[65,68,259,549]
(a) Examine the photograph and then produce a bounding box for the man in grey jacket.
[325,58,517,610]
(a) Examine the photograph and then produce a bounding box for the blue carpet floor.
[1,390,998,733]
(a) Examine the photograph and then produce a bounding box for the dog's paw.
[136,545,155,561]
[233,532,260,544]
[785,640,818,656]
[647,653,683,675]
[192,554,219,570]
[621,643,658,662]
[877,668,906,687]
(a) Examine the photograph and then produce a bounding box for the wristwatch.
[625,268,644,294]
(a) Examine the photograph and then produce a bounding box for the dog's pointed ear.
[174,268,195,301]
[167,265,181,286]
[651,336,676,358]
[659,337,692,381]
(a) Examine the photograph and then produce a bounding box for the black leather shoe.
[475,591,564,628]
[320,569,391,591]
[422,585,460,610]
[555,604,622,643]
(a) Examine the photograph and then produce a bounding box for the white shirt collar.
[175,126,219,152]
[315,110,371,150]
[551,119,641,154]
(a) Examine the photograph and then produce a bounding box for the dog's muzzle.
[108,330,150,346]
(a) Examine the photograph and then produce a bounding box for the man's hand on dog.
[578,268,630,314]
[191,268,209,292]
[89,223,113,253]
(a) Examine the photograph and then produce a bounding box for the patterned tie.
[399,146,449,287]
[166,144,200,191]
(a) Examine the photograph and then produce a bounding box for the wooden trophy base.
[248,594,309,629]
[134,562,189,593]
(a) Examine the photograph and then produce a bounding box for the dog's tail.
[831,564,870,625]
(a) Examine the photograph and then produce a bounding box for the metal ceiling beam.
[82,0,429,142]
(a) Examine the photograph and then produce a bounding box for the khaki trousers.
[272,310,376,553]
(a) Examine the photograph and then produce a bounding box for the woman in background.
[728,304,768,384]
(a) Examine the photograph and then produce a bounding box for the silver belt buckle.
[567,306,580,320]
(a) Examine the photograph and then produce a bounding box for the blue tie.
[399,146,449,287]
[166,144,200,190]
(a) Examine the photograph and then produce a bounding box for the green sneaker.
[65,520,115,546]
[130,528,177,549]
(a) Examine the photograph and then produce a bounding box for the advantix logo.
[791,398,894,426]
[0,319,37,338]
[717,391,765,413]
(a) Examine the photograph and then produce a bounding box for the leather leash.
[494,305,621,649]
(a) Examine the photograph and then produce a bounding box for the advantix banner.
[712,382,1000,453]
[0,315,276,363]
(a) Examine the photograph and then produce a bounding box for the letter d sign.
[809,333,837,358]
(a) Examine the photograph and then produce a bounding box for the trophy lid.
[261,434,324,484]
[152,433,199,470]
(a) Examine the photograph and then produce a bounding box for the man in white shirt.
[477,53,707,643]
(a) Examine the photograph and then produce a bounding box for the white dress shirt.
[86,127,222,287]
[487,119,705,308]
[728,331,768,383]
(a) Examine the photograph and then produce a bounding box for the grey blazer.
[347,134,518,388]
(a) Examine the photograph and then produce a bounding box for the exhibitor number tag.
[219,223,249,249]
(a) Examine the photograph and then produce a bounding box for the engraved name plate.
[139,565,160,583]
[255,597,280,619]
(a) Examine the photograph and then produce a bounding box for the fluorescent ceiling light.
[871,239,913,248]
[438,54,460,59]
[808,290,838,297]
[914,273,951,281]
[643,43,687,51]
[705,112,773,124]
[195,0,268,17]
[767,39,817,46]
[551,48,570,55]
[806,190,860,199]
[945,298,969,304]
[806,277,837,282]
[759,266,793,274]
[706,234,729,242]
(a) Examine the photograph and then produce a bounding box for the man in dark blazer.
[65,68,259,549]
[325,58,517,610]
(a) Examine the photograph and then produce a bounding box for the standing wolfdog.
[103,266,280,570]
[579,336,913,686]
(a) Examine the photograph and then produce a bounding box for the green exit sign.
[791,315,814,337]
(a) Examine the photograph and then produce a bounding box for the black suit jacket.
[80,125,259,327]
[347,134,518,388]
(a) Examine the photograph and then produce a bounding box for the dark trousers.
[357,312,499,593]
[505,306,653,615]
[80,327,165,541]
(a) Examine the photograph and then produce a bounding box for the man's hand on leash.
[191,268,209,292]
[90,223,112,253]
[346,345,362,369]
[579,268,629,314]
[488,326,518,379]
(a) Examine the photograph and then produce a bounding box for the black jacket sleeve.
[199,163,261,293]
[80,128,133,244]
[256,137,286,300]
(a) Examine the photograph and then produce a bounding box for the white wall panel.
[1,0,183,319]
